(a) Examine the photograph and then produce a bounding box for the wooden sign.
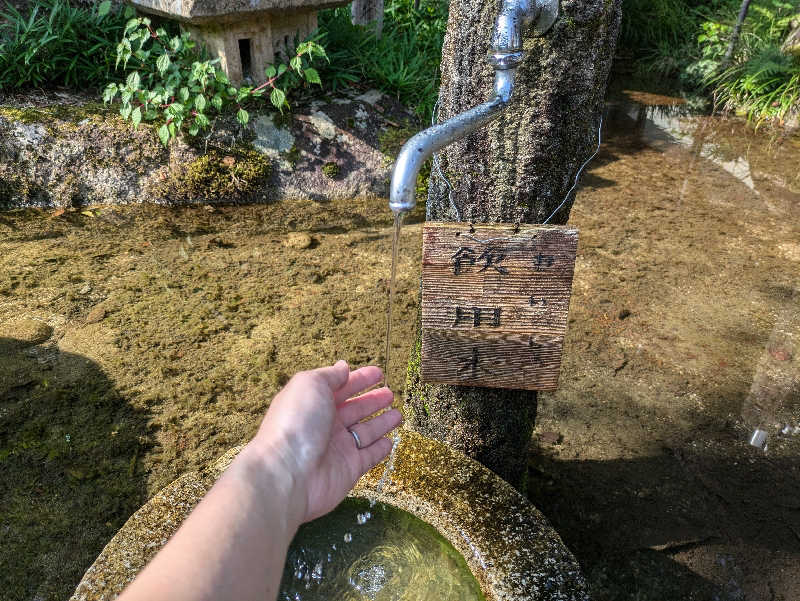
[421,222,579,391]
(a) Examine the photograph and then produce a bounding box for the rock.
[354,89,384,106]
[538,431,562,445]
[769,347,792,362]
[0,95,393,209]
[79,284,92,295]
[307,111,338,141]
[251,115,294,158]
[618,308,631,320]
[284,232,313,250]
[85,306,106,324]
[781,22,800,57]
[0,318,53,345]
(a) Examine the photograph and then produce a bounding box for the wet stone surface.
[70,432,587,601]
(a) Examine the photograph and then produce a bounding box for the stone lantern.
[130,0,347,84]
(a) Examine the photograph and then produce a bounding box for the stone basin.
[70,430,588,601]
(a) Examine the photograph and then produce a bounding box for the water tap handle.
[489,0,559,69]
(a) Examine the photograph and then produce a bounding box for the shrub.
[0,0,129,89]
[103,17,327,145]
[318,0,448,121]
[694,0,800,121]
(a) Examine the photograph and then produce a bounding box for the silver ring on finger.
[348,428,363,450]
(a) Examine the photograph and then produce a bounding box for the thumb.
[313,360,350,393]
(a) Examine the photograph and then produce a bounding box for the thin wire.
[430,100,462,221]
[542,115,603,225]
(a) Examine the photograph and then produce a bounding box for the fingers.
[333,365,384,403]
[358,436,393,473]
[311,360,350,393]
[349,408,402,450]
[338,387,394,427]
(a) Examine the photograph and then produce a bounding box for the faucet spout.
[388,0,558,215]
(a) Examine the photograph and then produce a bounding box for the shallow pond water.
[1,89,799,601]
[278,498,484,601]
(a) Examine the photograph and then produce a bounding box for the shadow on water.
[527,90,800,601]
[0,337,151,601]
[527,439,800,600]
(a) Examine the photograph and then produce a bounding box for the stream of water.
[383,211,405,391]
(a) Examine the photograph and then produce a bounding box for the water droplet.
[365,511,371,520]
[331,544,336,551]
[295,570,303,580]
[344,532,352,543]
[356,513,367,525]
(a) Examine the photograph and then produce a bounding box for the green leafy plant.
[318,0,448,120]
[103,18,326,145]
[695,0,800,121]
[714,45,800,121]
[0,0,129,89]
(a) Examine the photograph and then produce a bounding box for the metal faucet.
[388,0,559,214]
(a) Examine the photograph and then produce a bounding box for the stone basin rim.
[71,429,587,601]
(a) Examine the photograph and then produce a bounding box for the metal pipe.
[388,0,559,214]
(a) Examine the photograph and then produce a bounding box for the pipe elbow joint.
[488,0,559,70]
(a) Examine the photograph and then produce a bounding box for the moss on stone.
[378,125,417,158]
[0,103,113,131]
[151,149,271,204]
[321,161,340,179]
[285,144,301,169]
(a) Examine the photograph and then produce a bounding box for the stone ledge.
[1,92,410,211]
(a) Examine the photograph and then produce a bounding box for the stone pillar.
[351,0,384,37]
[185,19,275,84]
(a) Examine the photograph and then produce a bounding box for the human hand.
[250,361,401,524]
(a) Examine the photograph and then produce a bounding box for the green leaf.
[303,68,321,85]
[277,64,287,76]
[158,123,170,146]
[122,18,139,35]
[270,87,286,110]
[265,65,277,79]
[194,94,206,112]
[211,94,223,110]
[189,124,200,136]
[156,53,170,76]
[120,104,132,120]
[290,56,302,72]
[103,84,118,104]
[126,70,140,90]
[97,0,111,17]
[131,106,142,128]
[236,108,249,126]
[168,103,185,118]
[195,113,210,127]
[179,87,190,103]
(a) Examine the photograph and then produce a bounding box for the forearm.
[119,444,303,601]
